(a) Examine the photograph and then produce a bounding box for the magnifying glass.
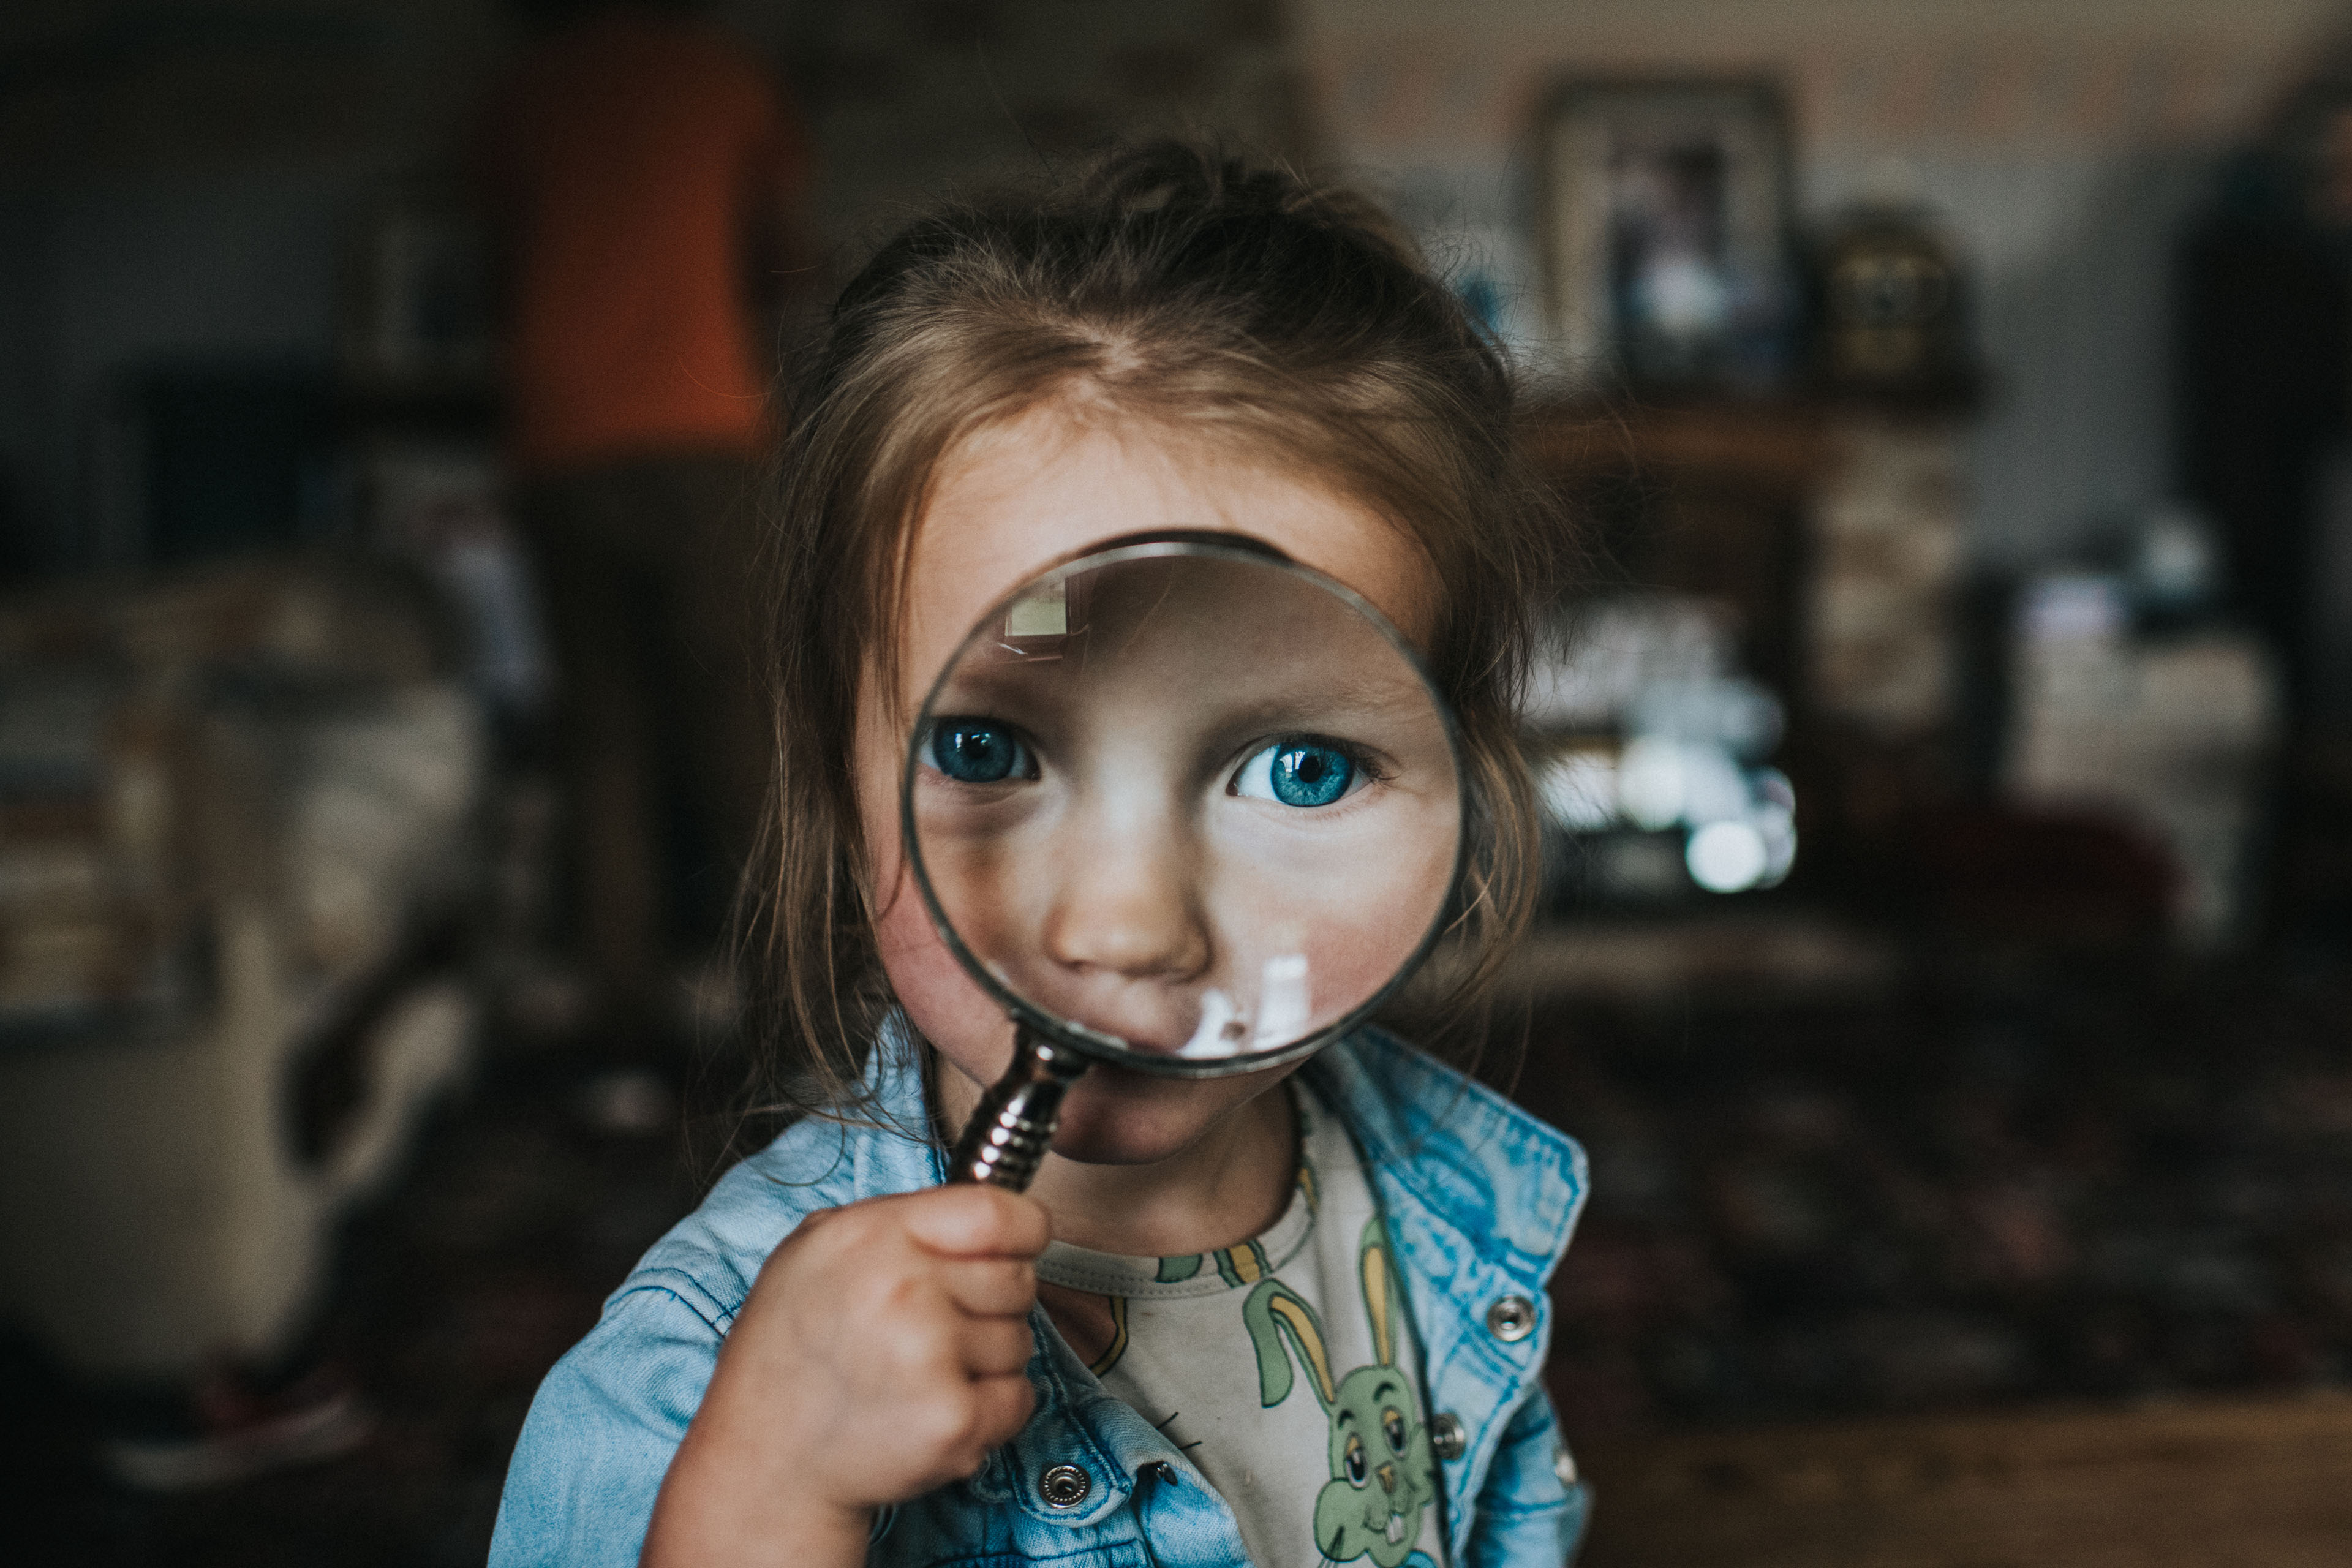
[899,537,1466,1189]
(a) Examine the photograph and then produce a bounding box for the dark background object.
[2177,154,2351,720]
[1812,203,1977,405]
[135,368,343,565]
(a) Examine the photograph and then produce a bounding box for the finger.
[967,1370,1036,1449]
[939,1256,1038,1318]
[962,1314,1038,1377]
[899,1185,1051,1260]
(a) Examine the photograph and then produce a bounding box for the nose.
[1038,807,1211,983]
[1376,1461,1397,1494]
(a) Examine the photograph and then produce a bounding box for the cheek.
[871,861,1017,1087]
[856,686,1024,1088]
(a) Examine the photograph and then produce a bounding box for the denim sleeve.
[488,1284,726,1568]
[1464,1384,1592,1568]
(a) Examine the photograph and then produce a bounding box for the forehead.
[935,553,1442,747]
[896,405,1438,704]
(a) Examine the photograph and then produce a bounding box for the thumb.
[899,1184,1051,1260]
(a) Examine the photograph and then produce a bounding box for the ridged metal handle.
[946,1027,1087,1190]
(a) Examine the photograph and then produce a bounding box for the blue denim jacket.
[490,1027,1591,1567]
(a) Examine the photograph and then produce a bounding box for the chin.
[1045,1065,1267,1167]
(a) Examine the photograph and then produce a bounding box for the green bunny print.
[1243,1219,1439,1567]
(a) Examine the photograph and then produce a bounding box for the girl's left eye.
[1230,739,1363,808]
[925,719,1036,784]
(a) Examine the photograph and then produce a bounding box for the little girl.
[490,143,1591,1568]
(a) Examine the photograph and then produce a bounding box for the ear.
[1244,1280,1336,1410]
[1359,1218,1398,1368]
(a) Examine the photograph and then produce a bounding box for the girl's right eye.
[1230,737,1366,809]
[925,720,1036,784]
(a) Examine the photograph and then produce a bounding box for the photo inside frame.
[1539,79,1798,391]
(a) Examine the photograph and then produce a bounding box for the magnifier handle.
[946,1027,1087,1190]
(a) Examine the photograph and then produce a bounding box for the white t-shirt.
[1034,1084,1448,1568]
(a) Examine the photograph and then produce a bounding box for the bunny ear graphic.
[1359,1218,1400,1368]
[1244,1280,1336,1411]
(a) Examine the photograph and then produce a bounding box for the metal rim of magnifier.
[897,535,1468,1080]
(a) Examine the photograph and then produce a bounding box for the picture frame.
[1535,77,1800,391]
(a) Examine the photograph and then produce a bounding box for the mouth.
[1385,1513,1406,1546]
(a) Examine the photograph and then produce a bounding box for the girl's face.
[853,403,1441,1167]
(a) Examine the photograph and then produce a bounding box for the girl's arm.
[487,1185,1047,1568]
[1464,1384,1593,1568]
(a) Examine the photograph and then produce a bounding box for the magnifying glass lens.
[905,541,1463,1080]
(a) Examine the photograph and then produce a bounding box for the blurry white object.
[287,685,483,970]
[1615,736,1689,831]
[1530,592,1797,895]
[0,944,474,1378]
[1525,594,1732,731]
[2130,505,2221,618]
[1629,676,1783,760]
[2018,573,2128,644]
[1687,819,1770,893]
[363,441,549,719]
[2008,586,2279,944]
[0,565,485,1378]
[1752,772,1799,884]
[1178,989,1244,1058]
[1636,252,1731,339]
[436,536,547,715]
[1253,954,1311,1048]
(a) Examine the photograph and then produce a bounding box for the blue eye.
[1232,739,1358,808]
[927,720,1033,784]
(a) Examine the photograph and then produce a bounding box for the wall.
[729,0,1302,246]
[1294,0,2352,567]
[11,1,2339,575]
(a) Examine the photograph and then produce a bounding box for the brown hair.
[736,141,1567,1128]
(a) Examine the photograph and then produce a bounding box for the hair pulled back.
[739,141,1566,1127]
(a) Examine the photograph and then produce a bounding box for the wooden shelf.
[1526,399,1834,497]
[1574,1390,2352,1568]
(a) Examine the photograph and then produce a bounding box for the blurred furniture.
[1530,400,1977,924]
[1804,419,1967,745]
[1531,401,1826,706]
[2006,586,2280,943]
[1574,1390,2352,1568]
[0,564,484,1381]
[1531,400,1967,745]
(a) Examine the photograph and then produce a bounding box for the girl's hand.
[641,1184,1050,1568]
